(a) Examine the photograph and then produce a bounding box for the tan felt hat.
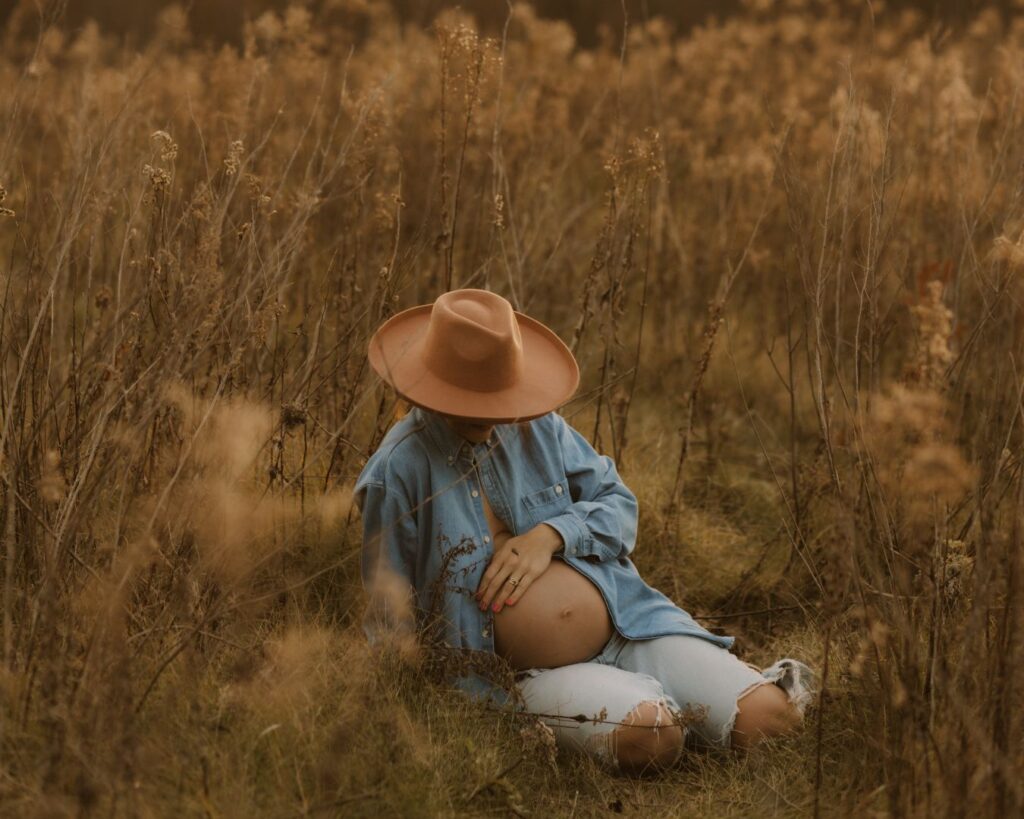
[368,288,580,423]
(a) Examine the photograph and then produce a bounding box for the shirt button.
[447,455,454,465]
[555,485,563,495]
[471,490,479,498]
[483,535,490,543]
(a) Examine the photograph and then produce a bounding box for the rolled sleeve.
[544,414,638,562]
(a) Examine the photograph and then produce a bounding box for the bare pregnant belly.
[493,559,614,671]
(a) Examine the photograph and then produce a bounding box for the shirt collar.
[415,406,474,463]
[415,405,502,464]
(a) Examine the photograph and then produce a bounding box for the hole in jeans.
[601,698,685,773]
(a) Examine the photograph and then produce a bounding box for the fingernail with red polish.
[492,602,500,612]
[506,598,514,605]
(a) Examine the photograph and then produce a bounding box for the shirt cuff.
[542,510,591,558]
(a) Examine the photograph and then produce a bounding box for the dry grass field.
[1,0,1023,815]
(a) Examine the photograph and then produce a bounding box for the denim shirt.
[353,405,734,704]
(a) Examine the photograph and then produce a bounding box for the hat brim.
[368,303,580,424]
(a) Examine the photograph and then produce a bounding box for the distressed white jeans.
[515,630,814,769]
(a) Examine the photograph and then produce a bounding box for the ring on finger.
[509,577,520,587]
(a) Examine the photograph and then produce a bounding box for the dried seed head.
[280,403,307,429]
[905,279,955,390]
[903,442,976,502]
[233,626,336,716]
[869,620,890,649]
[856,384,976,529]
[94,285,112,311]
[492,192,505,230]
[224,140,245,176]
[142,164,171,191]
[849,637,870,678]
[0,183,14,218]
[520,717,558,774]
[39,449,67,503]
[943,540,974,603]
[891,677,908,709]
[992,228,1024,270]
[150,129,178,162]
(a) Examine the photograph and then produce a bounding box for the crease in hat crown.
[420,290,524,393]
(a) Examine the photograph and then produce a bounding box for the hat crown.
[421,290,524,392]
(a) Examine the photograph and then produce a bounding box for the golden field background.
[1,0,1023,815]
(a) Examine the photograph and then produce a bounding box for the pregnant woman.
[354,288,816,774]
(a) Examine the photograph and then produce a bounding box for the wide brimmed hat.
[368,288,580,423]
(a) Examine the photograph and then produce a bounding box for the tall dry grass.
[1,0,1023,815]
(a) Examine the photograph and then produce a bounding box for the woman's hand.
[476,523,563,614]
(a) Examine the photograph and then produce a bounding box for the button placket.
[472,453,502,531]
[468,452,491,556]
[475,460,495,644]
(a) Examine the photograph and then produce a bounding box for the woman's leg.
[611,635,813,751]
[515,662,685,774]
[730,681,803,749]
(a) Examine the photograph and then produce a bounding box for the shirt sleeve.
[354,477,419,645]
[539,413,639,562]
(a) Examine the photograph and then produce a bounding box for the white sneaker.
[758,658,818,717]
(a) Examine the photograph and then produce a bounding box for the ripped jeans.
[515,630,811,768]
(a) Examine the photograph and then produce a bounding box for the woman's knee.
[730,682,803,750]
[611,700,684,773]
